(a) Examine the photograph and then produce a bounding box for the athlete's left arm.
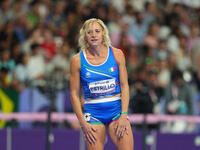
[113,47,130,137]
[113,48,129,115]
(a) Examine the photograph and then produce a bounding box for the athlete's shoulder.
[70,52,80,69]
[110,46,125,64]
[111,46,124,57]
[71,52,80,62]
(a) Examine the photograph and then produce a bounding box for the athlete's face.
[85,22,104,48]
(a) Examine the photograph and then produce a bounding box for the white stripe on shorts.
[84,96,120,104]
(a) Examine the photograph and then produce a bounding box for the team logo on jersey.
[109,67,115,73]
[86,72,91,78]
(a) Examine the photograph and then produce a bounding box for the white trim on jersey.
[84,96,120,104]
[83,47,109,66]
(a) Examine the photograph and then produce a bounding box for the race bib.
[88,78,116,96]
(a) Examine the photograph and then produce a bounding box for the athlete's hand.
[81,122,98,144]
[114,114,129,139]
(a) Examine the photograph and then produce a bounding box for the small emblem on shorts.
[86,72,91,78]
[84,113,91,121]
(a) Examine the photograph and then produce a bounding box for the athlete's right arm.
[70,54,97,143]
[70,54,86,125]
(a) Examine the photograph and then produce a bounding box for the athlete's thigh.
[108,121,134,150]
[85,124,107,150]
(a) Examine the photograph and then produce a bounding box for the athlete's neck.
[87,45,107,56]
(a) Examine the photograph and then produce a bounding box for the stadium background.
[1,0,200,149]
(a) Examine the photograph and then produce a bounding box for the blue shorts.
[84,99,121,125]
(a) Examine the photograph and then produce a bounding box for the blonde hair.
[78,18,111,51]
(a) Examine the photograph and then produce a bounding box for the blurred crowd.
[1,0,200,132]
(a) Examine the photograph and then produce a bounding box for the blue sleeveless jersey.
[80,46,121,100]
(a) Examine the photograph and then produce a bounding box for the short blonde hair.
[78,18,111,51]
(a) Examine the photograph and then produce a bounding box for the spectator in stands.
[45,0,66,35]
[0,67,10,88]
[0,49,16,72]
[15,52,30,88]
[129,79,153,114]
[107,10,123,47]
[147,68,164,114]
[47,42,72,87]
[157,58,170,88]
[11,44,23,65]
[188,23,200,72]
[168,52,177,71]
[144,22,160,49]
[0,49,21,90]
[129,11,148,44]
[65,11,82,49]
[155,39,170,61]
[188,23,200,53]
[26,43,45,86]
[143,1,158,25]
[0,21,19,50]
[40,29,56,60]
[129,75,160,130]
[26,1,41,30]
[0,0,15,26]
[175,35,192,71]
[11,0,27,18]
[126,46,140,80]
[22,27,43,53]
[165,69,193,115]
[14,13,30,43]
[163,69,195,133]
